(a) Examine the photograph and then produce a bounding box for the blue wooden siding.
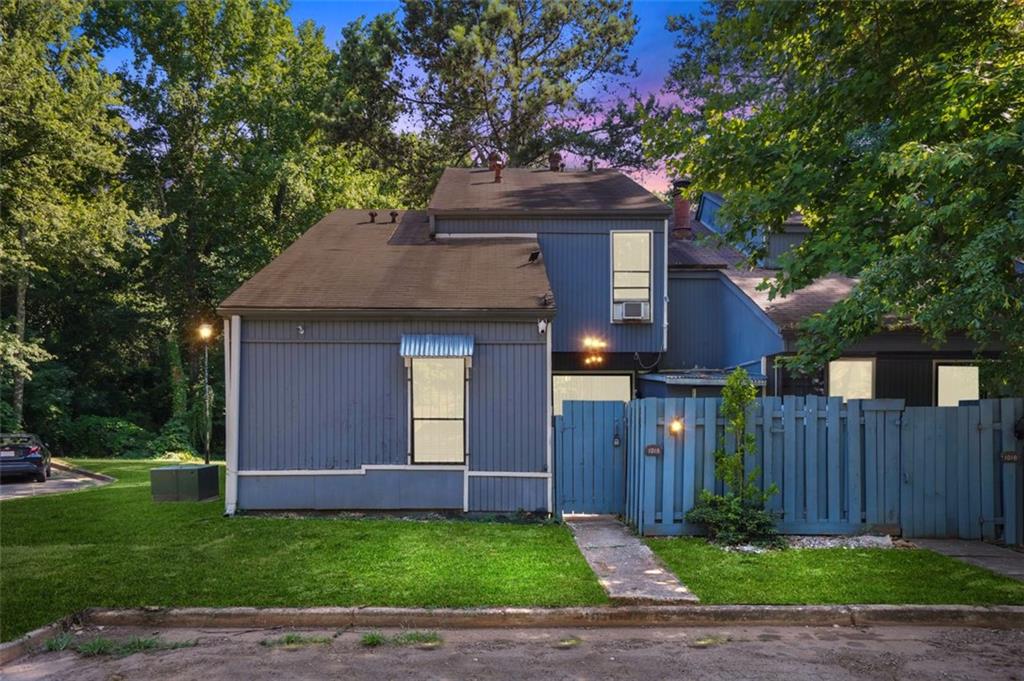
[433,217,666,354]
[237,469,464,510]
[237,318,547,511]
[468,477,547,513]
[663,273,783,371]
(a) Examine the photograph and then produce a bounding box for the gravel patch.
[720,535,897,553]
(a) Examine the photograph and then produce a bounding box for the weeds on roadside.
[72,635,196,657]
[360,630,442,648]
[259,633,332,648]
[44,632,74,652]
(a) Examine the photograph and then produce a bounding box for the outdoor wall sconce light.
[669,418,684,436]
[582,335,607,367]
[613,434,622,447]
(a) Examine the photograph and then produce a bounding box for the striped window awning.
[399,334,474,358]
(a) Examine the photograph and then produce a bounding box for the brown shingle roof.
[218,210,554,316]
[722,268,856,332]
[428,167,672,217]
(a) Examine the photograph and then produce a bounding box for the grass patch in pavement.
[260,633,333,648]
[71,635,196,657]
[1,459,605,642]
[360,630,443,648]
[647,537,1024,605]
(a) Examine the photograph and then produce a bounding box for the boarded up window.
[553,374,632,416]
[828,359,874,400]
[411,357,465,463]
[936,364,979,406]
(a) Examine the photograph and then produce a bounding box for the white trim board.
[467,471,550,479]
[238,464,468,477]
[434,233,538,240]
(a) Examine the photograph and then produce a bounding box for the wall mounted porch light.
[582,335,607,368]
[669,418,684,436]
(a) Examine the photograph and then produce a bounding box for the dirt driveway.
[0,467,107,501]
[4,624,1022,680]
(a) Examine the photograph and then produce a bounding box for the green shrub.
[684,368,781,547]
[685,491,782,547]
[63,416,153,458]
[140,417,197,458]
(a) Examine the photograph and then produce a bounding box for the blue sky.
[289,0,698,98]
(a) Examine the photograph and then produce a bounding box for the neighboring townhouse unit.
[644,181,990,406]
[218,163,670,514]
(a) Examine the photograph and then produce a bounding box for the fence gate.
[554,401,627,515]
[900,400,1024,541]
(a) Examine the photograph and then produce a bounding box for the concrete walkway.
[0,468,106,501]
[914,539,1024,582]
[565,515,698,604]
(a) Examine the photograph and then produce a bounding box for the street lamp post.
[198,323,214,465]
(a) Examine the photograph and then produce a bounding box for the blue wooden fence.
[619,397,1023,543]
[554,401,627,515]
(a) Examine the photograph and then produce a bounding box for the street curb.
[5,605,1022,666]
[83,604,1024,631]
[51,460,115,483]
[0,612,83,666]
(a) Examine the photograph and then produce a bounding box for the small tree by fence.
[685,369,779,545]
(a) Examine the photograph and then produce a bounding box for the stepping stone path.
[565,515,698,604]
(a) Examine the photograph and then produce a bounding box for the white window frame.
[407,356,469,465]
[933,360,980,407]
[827,357,876,401]
[609,229,653,323]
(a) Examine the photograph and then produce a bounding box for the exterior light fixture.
[669,418,684,436]
[582,336,608,350]
[196,322,216,464]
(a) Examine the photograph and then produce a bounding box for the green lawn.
[647,537,1024,605]
[0,460,606,642]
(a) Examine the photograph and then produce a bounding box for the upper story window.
[697,193,725,234]
[610,231,652,323]
[936,363,979,406]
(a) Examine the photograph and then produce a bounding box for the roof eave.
[215,306,557,321]
[429,209,672,219]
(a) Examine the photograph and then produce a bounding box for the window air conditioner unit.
[613,301,650,322]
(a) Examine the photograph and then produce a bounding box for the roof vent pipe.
[586,158,595,172]
[493,160,504,183]
[369,211,377,223]
[548,151,562,171]
[487,151,500,171]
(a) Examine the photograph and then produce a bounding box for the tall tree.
[648,1,1024,386]
[0,0,141,429]
[328,0,655,177]
[85,0,402,363]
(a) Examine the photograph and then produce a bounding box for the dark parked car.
[0,433,52,483]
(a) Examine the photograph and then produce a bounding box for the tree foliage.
[0,0,146,429]
[371,0,656,170]
[648,1,1024,386]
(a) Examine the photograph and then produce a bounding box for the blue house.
[219,164,990,515]
[644,179,990,406]
[218,163,669,514]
